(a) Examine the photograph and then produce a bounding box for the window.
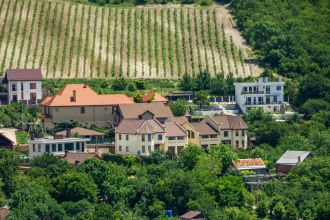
[236,141,239,148]
[21,83,24,91]
[148,134,152,141]
[30,92,36,100]
[224,131,228,137]
[142,146,145,153]
[158,134,162,140]
[222,140,231,145]
[119,146,122,151]
[188,130,195,139]
[148,145,151,153]
[80,107,85,114]
[76,142,80,151]
[210,135,217,139]
[45,144,50,152]
[266,86,270,93]
[242,141,245,148]
[126,135,129,140]
[82,142,85,152]
[126,146,129,152]
[21,92,24,100]
[177,136,184,140]
[273,96,278,102]
[154,144,160,151]
[277,85,281,91]
[241,130,245,136]
[12,84,16,91]
[201,135,209,139]
[235,130,239,136]
[33,144,36,152]
[30,83,36,89]
[167,146,175,155]
[177,146,184,154]
[52,144,56,152]
[65,143,74,151]
[168,137,175,140]
[119,134,122,140]
[142,135,145,142]
[58,144,63,151]
[38,144,41,152]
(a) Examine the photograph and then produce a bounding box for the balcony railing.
[241,91,264,95]
[245,101,282,106]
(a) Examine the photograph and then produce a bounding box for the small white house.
[28,137,90,160]
[3,69,43,104]
[234,77,285,114]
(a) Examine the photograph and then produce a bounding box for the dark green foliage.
[256,200,269,217]
[0,150,22,195]
[112,77,128,90]
[179,144,203,170]
[301,99,330,119]
[194,90,210,108]
[169,99,188,117]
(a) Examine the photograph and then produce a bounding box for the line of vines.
[90,7,99,76]
[97,7,105,77]
[187,9,195,75]
[222,23,231,74]
[0,0,19,73]
[140,9,145,76]
[53,3,65,75]
[161,9,167,77]
[75,5,85,78]
[133,9,138,77]
[68,5,79,77]
[38,2,52,70]
[119,9,125,76]
[83,6,92,77]
[32,1,45,68]
[46,2,58,77]
[199,10,209,73]
[206,9,217,75]
[173,9,182,77]
[17,0,32,68]
[238,49,246,76]
[153,9,160,76]
[105,8,111,77]
[0,0,12,56]
[167,9,174,77]
[193,9,202,73]
[230,35,239,76]
[9,0,25,69]
[111,8,118,77]
[180,9,188,75]
[213,8,224,74]
[60,4,72,76]
[147,9,152,76]
[126,9,132,77]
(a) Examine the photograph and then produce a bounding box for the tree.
[179,144,203,170]
[8,181,65,220]
[273,201,286,219]
[61,199,95,220]
[112,77,128,90]
[225,72,235,95]
[53,120,79,132]
[133,91,143,103]
[180,72,195,91]
[194,91,210,108]
[52,172,98,203]
[169,99,188,117]
[256,200,269,218]
[300,99,330,119]
[255,122,289,147]
[210,73,227,96]
[196,71,211,90]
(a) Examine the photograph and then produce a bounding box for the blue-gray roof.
[276,151,310,165]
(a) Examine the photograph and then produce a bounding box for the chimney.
[66,128,71,138]
[298,156,301,163]
[70,90,76,102]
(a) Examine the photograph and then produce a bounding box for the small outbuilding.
[0,128,17,149]
[180,211,206,220]
[63,152,100,165]
[233,158,267,174]
[276,150,311,174]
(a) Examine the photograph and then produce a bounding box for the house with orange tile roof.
[41,84,134,128]
[232,158,267,174]
[142,91,168,104]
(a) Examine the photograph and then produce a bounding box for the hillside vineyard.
[0,0,260,78]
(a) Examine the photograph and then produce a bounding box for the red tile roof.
[180,211,203,219]
[233,158,266,169]
[56,127,104,137]
[63,152,100,165]
[115,119,165,134]
[41,84,134,107]
[190,122,219,135]
[142,91,168,103]
[171,116,189,125]
[118,103,173,119]
[5,69,42,81]
[210,115,248,129]
[163,122,187,137]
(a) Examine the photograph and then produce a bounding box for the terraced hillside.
[0,0,261,78]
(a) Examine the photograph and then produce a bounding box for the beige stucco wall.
[44,105,115,128]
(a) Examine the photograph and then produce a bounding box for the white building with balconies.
[234,77,285,114]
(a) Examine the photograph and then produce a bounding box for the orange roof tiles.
[41,84,134,107]
[210,115,248,129]
[233,158,266,169]
[142,91,168,103]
